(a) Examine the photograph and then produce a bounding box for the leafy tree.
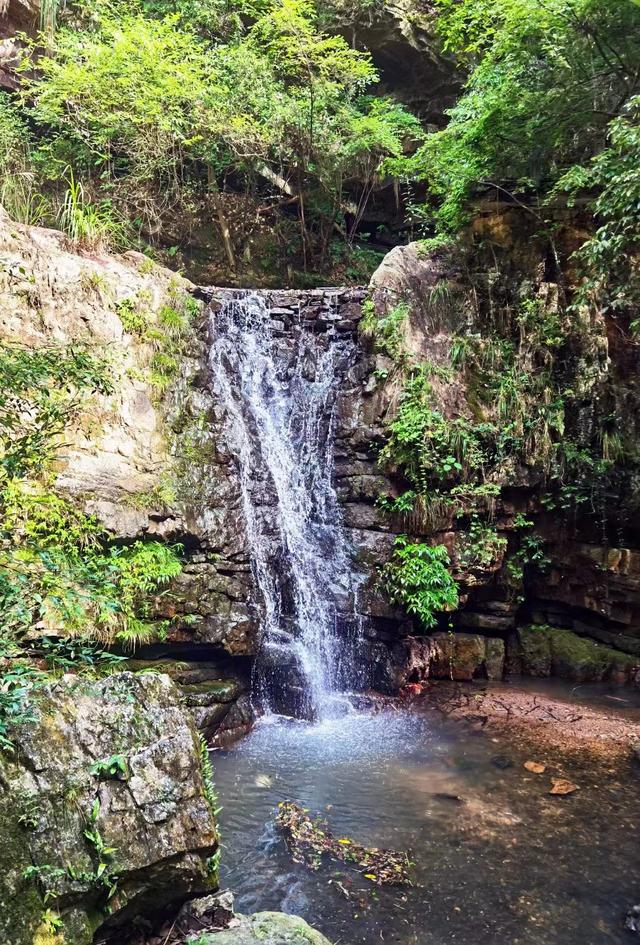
[26,15,212,231]
[21,1,419,266]
[415,0,640,231]
[556,94,640,327]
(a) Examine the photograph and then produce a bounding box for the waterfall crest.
[208,291,362,719]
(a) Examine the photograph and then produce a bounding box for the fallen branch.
[275,801,412,886]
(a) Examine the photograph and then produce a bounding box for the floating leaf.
[524,760,546,774]
[549,778,579,795]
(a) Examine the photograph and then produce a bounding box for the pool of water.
[213,702,640,945]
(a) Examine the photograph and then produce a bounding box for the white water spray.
[208,292,361,719]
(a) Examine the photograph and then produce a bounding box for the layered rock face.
[0,672,218,945]
[342,219,640,687]
[3,209,639,726]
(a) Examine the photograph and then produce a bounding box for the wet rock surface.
[109,893,333,945]
[627,905,640,934]
[508,626,638,684]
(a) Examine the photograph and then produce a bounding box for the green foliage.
[1,478,182,646]
[360,301,410,362]
[374,270,605,614]
[90,754,128,780]
[0,661,45,751]
[14,0,419,269]
[83,798,120,900]
[22,864,67,904]
[556,95,640,328]
[379,367,487,490]
[117,284,198,391]
[381,537,459,630]
[38,637,127,676]
[17,791,41,830]
[329,242,384,282]
[23,800,121,906]
[456,519,506,570]
[416,235,456,257]
[58,169,126,251]
[27,14,213,228]
[0,342,112,479]
[0,93,49,225]
[416,0,640,232]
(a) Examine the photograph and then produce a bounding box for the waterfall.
[208,291,362,720]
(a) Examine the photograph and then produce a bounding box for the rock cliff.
[348,214,640,687]
[2,206,639,733]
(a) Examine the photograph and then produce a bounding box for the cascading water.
[208,291,362,720]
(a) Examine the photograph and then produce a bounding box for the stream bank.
[421,678,640,760]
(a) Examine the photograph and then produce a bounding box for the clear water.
[208,292,361,719]
[213,705,640,945]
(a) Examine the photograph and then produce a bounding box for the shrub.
[381,537,459,630]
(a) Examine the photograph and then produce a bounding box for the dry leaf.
[524,760,546,774]
[549,778,578,795]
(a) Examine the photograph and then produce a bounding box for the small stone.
[433,792,464,804]
[491,755,514,770]
[625,905,640,933]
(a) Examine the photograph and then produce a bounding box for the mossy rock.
[0,673,218,945]
[550,628,636,682]
[517,625,637,683]
[180,680,239,703]
[199,912,332,945]
[516,625,552,676]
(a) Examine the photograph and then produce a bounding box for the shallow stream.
[213,693,640,945]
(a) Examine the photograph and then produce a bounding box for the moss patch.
[517,625,552,676]
[519,625,637,682]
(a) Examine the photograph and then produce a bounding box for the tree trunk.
[208,167,236,272]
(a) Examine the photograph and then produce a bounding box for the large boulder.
[0,672,219,945]
[384,633,505,690]
[197,911,333,945]
[430,632,505,681]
